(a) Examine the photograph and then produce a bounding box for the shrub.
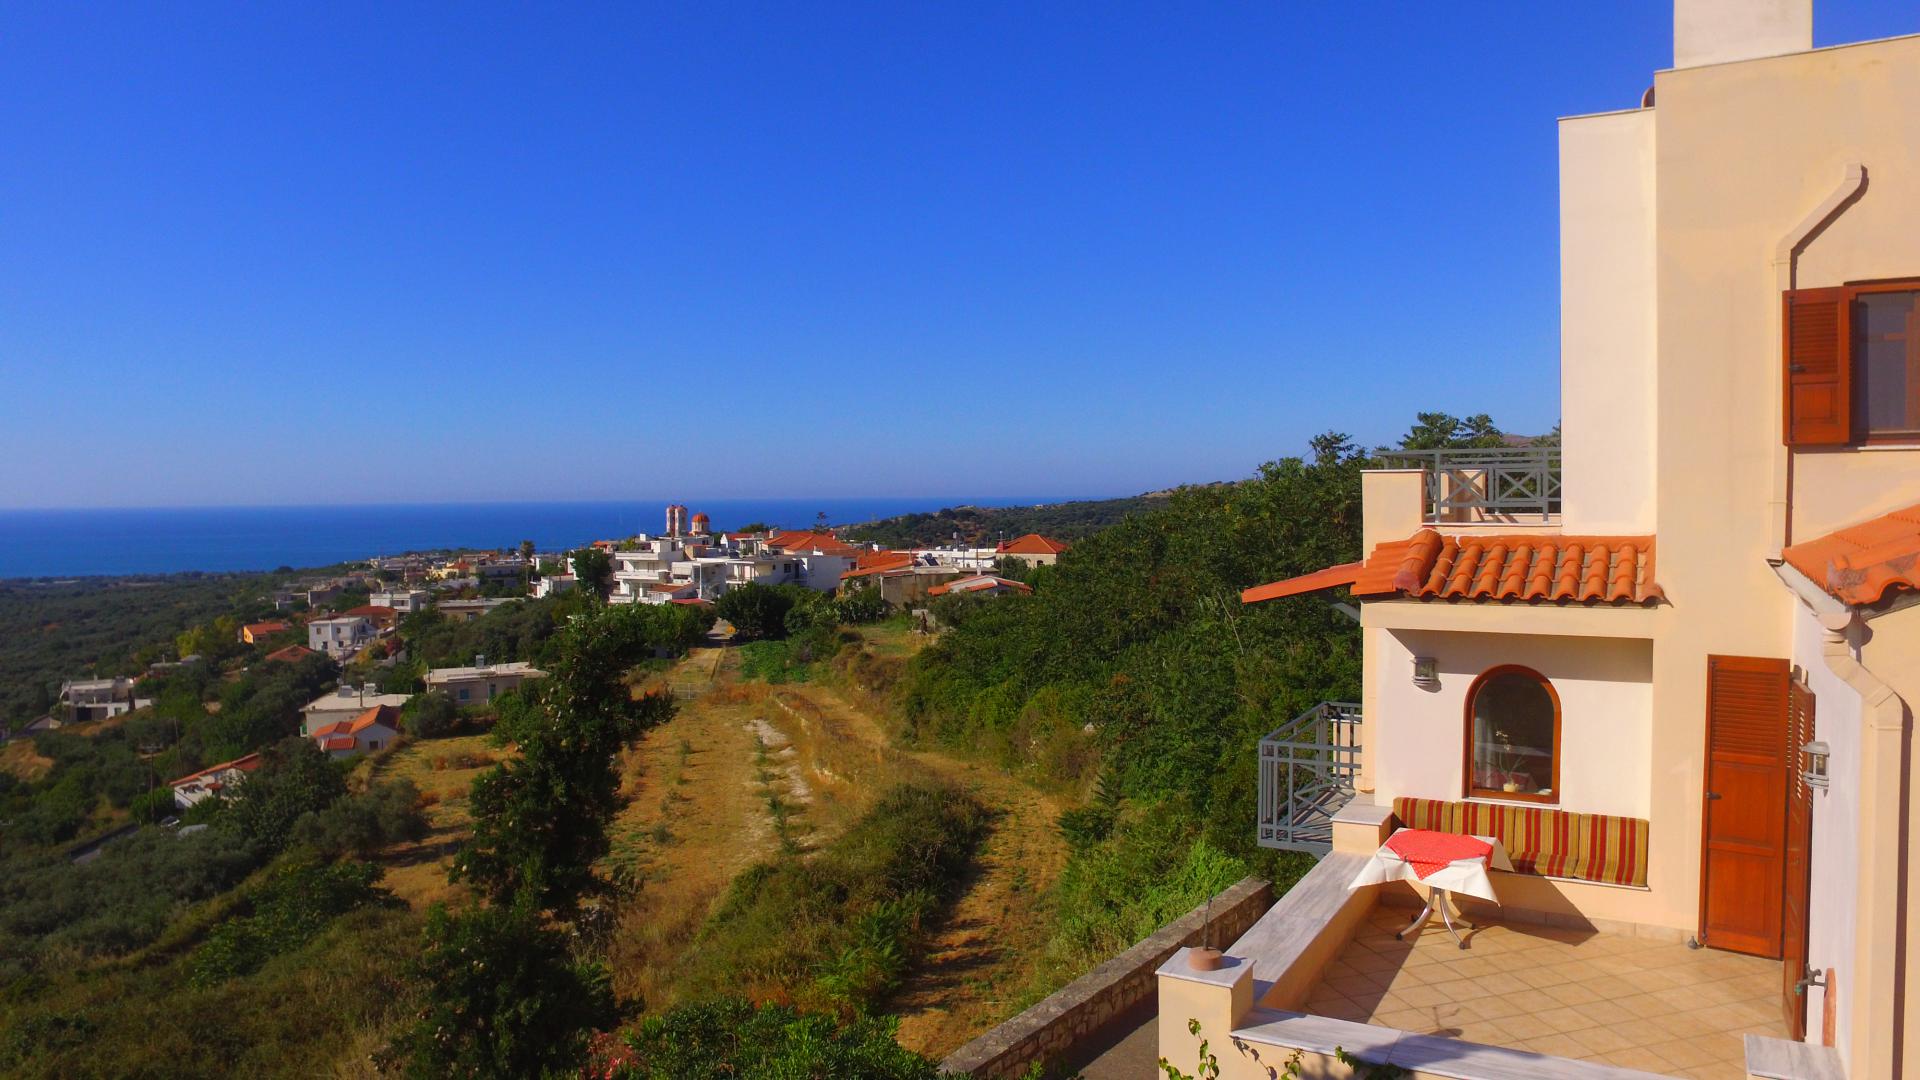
[387,898,615,1079]
[606,997,942,1079]
[288,779,427,858]
[714,583,798,642]
[189,860,389,986]
[679,782,986,1014]
[402,691,459,739]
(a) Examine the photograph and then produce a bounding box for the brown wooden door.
[1699,655,1790,958]
[1782,679,1816,1038]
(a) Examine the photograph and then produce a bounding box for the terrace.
[1376,446,1562,527]
[1157,799,1811,1080]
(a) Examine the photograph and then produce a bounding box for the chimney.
[1674,0,1810,69]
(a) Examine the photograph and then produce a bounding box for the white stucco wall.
[1558,108,1657,535]
[1794,602,1862,1053]
[1369,629,1653,820]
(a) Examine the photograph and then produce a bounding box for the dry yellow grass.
[0,737,55,783]
[366,732,507,909]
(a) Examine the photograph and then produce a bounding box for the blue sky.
[4,3,1917,509]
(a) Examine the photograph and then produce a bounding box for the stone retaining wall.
[939,876,1273,1079]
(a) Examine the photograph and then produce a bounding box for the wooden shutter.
[1699,655,1790,957]
[1782,679,1815,1039]
[1783,287,1852,447]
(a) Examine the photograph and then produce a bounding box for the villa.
[1158,3,1920,1078]
[425,660,546,705]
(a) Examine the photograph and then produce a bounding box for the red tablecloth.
[1384,830,1493,880]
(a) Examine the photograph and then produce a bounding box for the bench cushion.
[1391,797,1649,888]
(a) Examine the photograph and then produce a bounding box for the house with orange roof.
[309,704,402,759]
[926,574,1033,599]
[168,752,262,809]
[239,620,291,645]
[993,533,1069,567]
[1158,4,1920,1077]
[261,643,317,665]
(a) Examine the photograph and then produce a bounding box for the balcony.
[1376,446,1562,526]
[1257,701,1362,855]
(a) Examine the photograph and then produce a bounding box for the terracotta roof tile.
[928,575,1033,597]
[1784,502,1920,606]
[1239,562,1363,604]
[841,552,915,580]
[262,644,316,664]
[995,534,1069,555]
[1243,528,1663,606]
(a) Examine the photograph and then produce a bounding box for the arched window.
[1464,665,1560,803]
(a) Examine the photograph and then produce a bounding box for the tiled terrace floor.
[1303,904,1786,1079]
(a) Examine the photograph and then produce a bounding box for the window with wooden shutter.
[1783,287,1851,447]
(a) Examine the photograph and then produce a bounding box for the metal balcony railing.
[1257,701,1362,855]
[1376,446,1562,524]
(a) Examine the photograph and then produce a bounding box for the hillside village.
[12,2,1920,1079]
[12,508,1070,821]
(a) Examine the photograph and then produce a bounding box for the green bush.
[679,782,986,1015]
[190,860,390,986]
[402,690,459,739]
[714,582,799,641]
[387,898,615,1079]
[289,779,427,858]
[605,997,943,1079]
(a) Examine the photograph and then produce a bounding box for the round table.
[1347,827,1514,948]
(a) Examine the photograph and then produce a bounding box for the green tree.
[289,779,428,857]
[390,897,616,1079]
[1394,411,1508,451]
[714,582,797,641]
[402,690,460,739]
[570,547,613,600]
[226,737,347,853]
[451,607,677,912]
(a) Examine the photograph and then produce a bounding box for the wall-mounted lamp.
[1412,656,1439,689]
[1801,741,1830,790]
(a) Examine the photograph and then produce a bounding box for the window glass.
[1469,669,1557,800]
[1855,290,1920,439]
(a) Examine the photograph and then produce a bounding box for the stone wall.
[939,876,1273,1079]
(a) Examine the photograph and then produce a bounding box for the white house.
[301,686,414,736]
[310,704,402,758]
[56,677,151,724]
[307,615,375,658]
[168,752,262,810]
[425,661,547,705]
[370,588,430,613]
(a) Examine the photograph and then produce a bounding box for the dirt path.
[768,682,1071,1059]
[604,646,790,1005]
[598,643,1069,1055]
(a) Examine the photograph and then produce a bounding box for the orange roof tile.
[349,704,401,733]
[928,574,1033,597]
[841,552,915,580]
[1784,502,1920,606]
[1242,528,1663,606]
[996,534,1069,555]
[262,644,316,664]
[243,621,291,637]
[766,530,861,557]
[168,752,263,787]
[1239,562,1364,604]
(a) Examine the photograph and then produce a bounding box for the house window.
[1855,289,1920,441]
[1464,665,1560,804]
[1784,282,1920,446]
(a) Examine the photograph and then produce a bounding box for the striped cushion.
[1392,797,1648,888]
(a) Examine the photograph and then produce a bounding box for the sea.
[0,498,1064,579]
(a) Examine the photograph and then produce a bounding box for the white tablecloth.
[1347,828,1515,903]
